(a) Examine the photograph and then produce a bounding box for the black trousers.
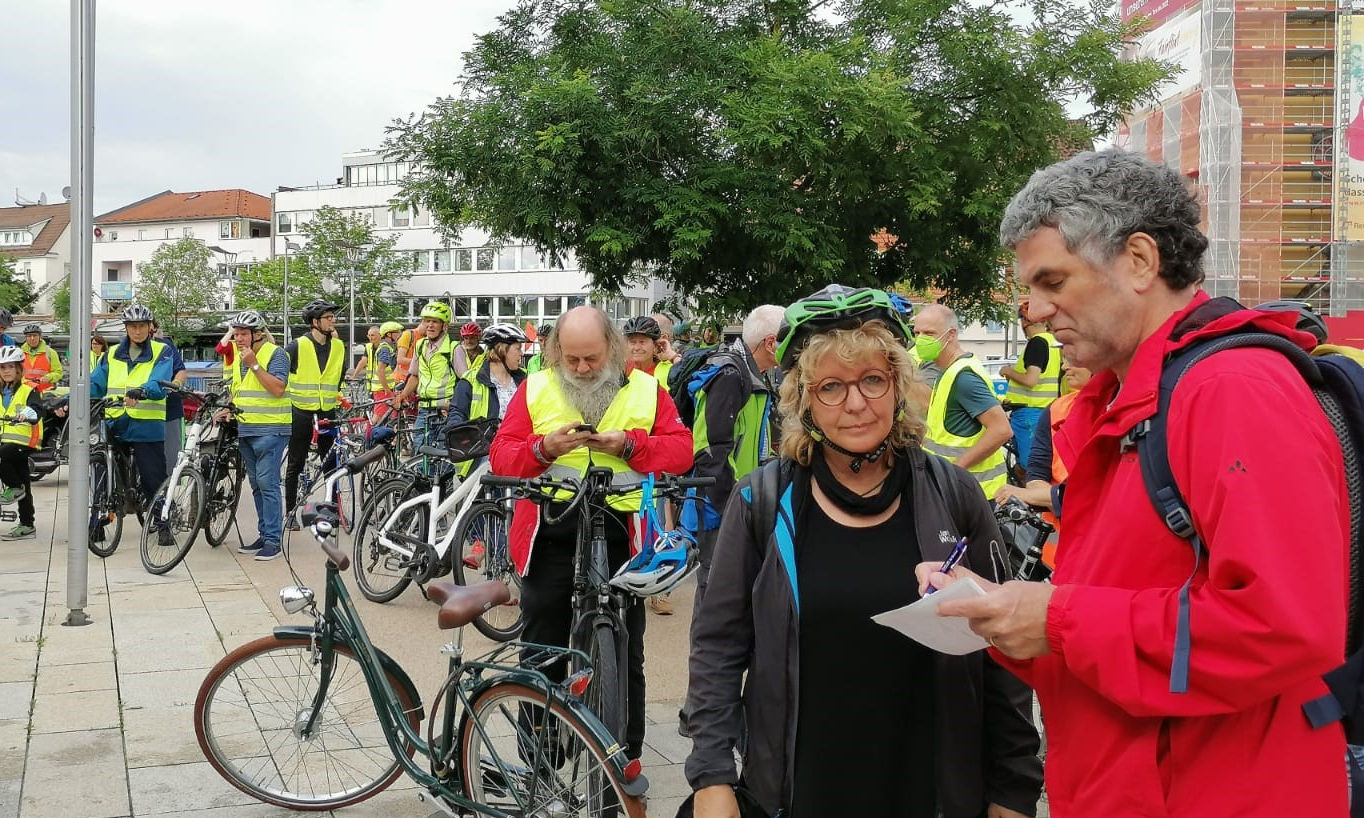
[520,505,647,758]
[127,439,167,511]
[285,407,337,512]
[0,444,35,526]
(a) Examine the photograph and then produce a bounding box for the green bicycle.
[193,444,648,816]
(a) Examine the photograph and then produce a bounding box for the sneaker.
[254,542,282,561]
[648,592,674,616]
[463,539,485,570]
[157,527,176,548]
[2,524,35,541]
[238,538,264,554]
[0,487,25,505]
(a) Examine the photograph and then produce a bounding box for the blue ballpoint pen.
[925,537,968,596]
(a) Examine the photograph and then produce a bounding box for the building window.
[219,220,240,239]
[475,297,492,318]
[409,251,429,272]
[455,249,472,271]
[109,231,118,241]
[138,229,147,240]
[106,268,119,281]
[390,206,410,228]
[520,246,540,270]
[413,209,430,227]
[453,297,472,319]
[432,250,451,272]
[183,227,194,238]
[277,212,293,233]
[475,248,495,271]
[497,296,517,319]
[165,228,175,239]
[543,297,563,317]
[498,246,518,271]
[985,320,1003,334]
[521,296,538,319]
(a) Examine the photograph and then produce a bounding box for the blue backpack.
[1124,299,1364,750]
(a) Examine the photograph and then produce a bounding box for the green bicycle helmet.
[420,301,452,323]
[775,285,911,371]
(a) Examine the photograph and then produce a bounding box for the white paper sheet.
[871,577,990,655]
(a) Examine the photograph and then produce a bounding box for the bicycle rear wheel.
[332,467,358,534]
[452,502,523,641]
[140,466,204,575]
[194,634,419,810]
[203,447,243,548]
[87,446,123,558]
[460,681,645,818]
[351,479,426,603]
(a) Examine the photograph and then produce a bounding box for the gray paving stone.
[0,779,18,818]
[126,760,263,814]
[642,720,693,764]
[118,668,204,711]
[20,729,128,818]
[122,707,204,769]
[0,720,26,779]
[29,687,120,734]
[33,660,116,696]
[0,683,30,722]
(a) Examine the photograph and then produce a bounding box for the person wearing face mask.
[684,285,1040,818]
[912,304,1012,499]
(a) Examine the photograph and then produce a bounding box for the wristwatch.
[251,363,262,372]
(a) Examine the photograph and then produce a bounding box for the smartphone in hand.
[572,423,597,435]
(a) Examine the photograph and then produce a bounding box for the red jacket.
[490,380,694,574]
[998,292,1350,817]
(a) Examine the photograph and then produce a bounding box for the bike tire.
[203,447,243,548]
[459,681,646,818]
[332,467,358,535]
[580,624,625,745]
[452,502,524,641]
[194,634,419,811]
[351,479,426,604]
[139,466,205,575]
[87,446,123,558]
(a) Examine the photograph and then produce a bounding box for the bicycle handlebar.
[345,443,390,474]
[481,472,714,497]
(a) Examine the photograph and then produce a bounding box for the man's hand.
[239,345,258,369]
[657,338,680,363]
[693,785,741,818]
[584,429,628,458]
[213,409,231,423]
[540,424,591,459]
[917,564,1055,660]
[994,484,1026,505]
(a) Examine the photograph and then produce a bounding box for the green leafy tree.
[135,237,222,344]
[386,0,1168,315]
[0,253,39,314]
[233,205,412,326]
[52,278,70,333]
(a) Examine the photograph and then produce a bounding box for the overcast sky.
[0,1,512,216]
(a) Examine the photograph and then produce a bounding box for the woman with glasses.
[683,285,1041,818]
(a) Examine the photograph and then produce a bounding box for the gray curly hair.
[999,149,1208,290]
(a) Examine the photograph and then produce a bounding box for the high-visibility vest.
[524,368,658,512]
[22,344,54,392]
[289,335,344,411]
[230,342,292,426]
[367,340,395,393]
[0,383,41,448]
[1004,332,1062,407]
[924,355,1008,498]
[655,359,673,389]
[106,341,168,422]
[414,334,458,404]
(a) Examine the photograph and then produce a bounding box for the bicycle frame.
[375,459,493,562]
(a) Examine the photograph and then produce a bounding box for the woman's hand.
[693,785,741,818]
[913,562,1000,598]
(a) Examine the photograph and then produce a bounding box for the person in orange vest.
[993,364,1092,568]
[19,324,63,393]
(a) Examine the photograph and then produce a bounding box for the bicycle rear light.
[623,758,643,782]
[566,668,592,698]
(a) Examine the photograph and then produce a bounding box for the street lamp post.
[282,240,302,343]
[332,240,365,371]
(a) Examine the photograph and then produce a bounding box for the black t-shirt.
[1022,335,1051,370]
[791,496,937,817]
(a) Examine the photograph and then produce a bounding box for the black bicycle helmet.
[302,299,339,323]
[121,304,154,323]
[230,310,267,330]
[537,323,553,338]
[622,316,662,340]
[775,285,911,371]
[482,322,529,346]
[0,308,11,328]
[1255,299,1328,345]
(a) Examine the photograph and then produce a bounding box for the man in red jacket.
[922,150,1350,817]
[490,305,693,761]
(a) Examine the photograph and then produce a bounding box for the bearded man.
[490,305,694,761]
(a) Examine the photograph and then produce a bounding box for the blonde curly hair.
[778,320,927,466]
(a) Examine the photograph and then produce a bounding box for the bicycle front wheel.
[351,479,426,604]
[88,446,122,558]
[194,634,418,810]
[580,624,625,745]
[452,502,523,641]
[332,467,358,534]
[140,466,204,575]
[460,681,646,818]
[203,447,243,548]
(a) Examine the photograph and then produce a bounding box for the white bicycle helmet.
[121,304,154,323]
[230,310,267,330]
[482,322,529,346]
[609,530,699,597]
[0,347,24,366]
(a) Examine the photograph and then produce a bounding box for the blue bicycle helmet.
[609,530,699,597]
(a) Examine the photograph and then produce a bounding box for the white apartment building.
[0,201,72,315]
[272,150,668,328]
[91,189,273,314]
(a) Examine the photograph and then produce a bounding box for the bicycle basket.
[445,417,500,461]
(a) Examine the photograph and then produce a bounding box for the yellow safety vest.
[230,342,292,426]
[525,368,658,511]
[367,341,394,393]
[0,383,41,448]
[655,359,673,389]
[924,355,1008,498]
[106,341,167,422]
[415,334,458,404]
[289,336,344,411]
[1004,331,1062,407]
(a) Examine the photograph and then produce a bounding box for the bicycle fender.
[270,625,426,721]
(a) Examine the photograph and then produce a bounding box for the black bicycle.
[481,468,712,746]
[88,397,145,558]
[994,497,1055,583]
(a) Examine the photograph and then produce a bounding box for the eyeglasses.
[811,370,892,407]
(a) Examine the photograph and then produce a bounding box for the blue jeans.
[415,407,446,450]
[239,433,288,547]
[1009,406,1043,469]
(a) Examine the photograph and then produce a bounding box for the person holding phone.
[490,305,694,762]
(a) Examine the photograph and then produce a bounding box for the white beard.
[554,361,622,426]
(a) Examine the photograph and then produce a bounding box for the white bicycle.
[351,420,522,641]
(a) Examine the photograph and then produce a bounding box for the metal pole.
[65,0,94,627]
[283,250,290,345]
[348,264,356,371]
